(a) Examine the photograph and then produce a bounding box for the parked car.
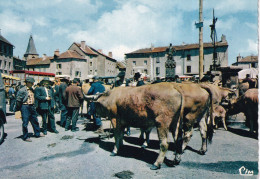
[0,73,6,144]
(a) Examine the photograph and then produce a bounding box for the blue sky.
[0,0,258,65]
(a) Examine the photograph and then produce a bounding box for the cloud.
[33,17,49,27]
[0,10,31,34]
[34,35,48,42]
[245,22,257,31]
[246,39,258,54]
[68,1,183,60]
[53,27,70,36]
[205,0,257,16]
[216,17,238,31]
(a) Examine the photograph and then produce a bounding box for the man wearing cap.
[35,77,59,135]
[59,77,70,127]
[65,78,83,132]
[15,77,44,142]
[87,76,105,133]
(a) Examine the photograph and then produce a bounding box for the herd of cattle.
[82,81,258,170]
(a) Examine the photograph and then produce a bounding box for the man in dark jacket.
[15,77,44,142]
[8,84,16,112]
[54,80,60,114]
[65,78,84,132]
[35,77,59,135]
[87,76,105,133]
[59,77,69,127]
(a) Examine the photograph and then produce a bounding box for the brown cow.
[95,83,184,170]
[210,104,227,130]
[226,88,258,134]
[199,83,237,130]
[169,82,214,158]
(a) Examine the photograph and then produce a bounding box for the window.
[156,67,160,75]
[133,61,136,66]
[75,71,81,77]
[90,62,92,66]
[56,64,62,69]
[9,62,11,69]
[56,72,62,75]
[187,55,191,61]
[156,57,160,63]
[90,70,93,74]
[186,66,191,73]
[4,61,6,68]
[0,60,2,68]
[144,60,147,65]
[251,63,256,68]
[144,69,148,74]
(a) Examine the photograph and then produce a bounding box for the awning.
[1,74,21,80]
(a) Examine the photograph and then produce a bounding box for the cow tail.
[207,91,214,144]
[200,84,214,144]
[174,86,184,142]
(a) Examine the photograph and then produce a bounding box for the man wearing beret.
[15,77,44,142]
[35,77,59,135]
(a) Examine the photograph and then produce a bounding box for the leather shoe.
[35,133,45,138]
[43,131,47,135]
[65,128,69,131]
[71,127,79,132]
[24,138,32,142]
[53,130,59,134]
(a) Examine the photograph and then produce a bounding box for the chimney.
[42,54,47,60]
[98,49,103,54]
[237,54,241,62]
[81,41,86,50]
[150,43,154,50]
[221,34,226,42]
[54,49,60,57]
[108,52,112,58]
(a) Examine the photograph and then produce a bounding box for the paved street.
[0,105,258,179]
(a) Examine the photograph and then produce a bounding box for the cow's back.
[97,83,182,129]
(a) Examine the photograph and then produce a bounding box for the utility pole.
[199,0,203,80]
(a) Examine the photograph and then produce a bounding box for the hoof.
[110,152,117,156]
[150,164,161,170]
[198,150,206,155]
[141,144,147,149]
[173,159,181,165]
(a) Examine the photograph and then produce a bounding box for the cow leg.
[222,116,228,130]
[141,128,152,148]
[181,126,193,152]
[199,117,207,155]
[150,126,169,170]
[110,125,124,156]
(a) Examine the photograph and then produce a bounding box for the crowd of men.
[6,76,106,142]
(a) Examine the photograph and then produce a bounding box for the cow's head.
[94,91,114,118]
[222,88,237,105]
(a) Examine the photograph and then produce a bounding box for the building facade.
[125,35,228,80]
[232,55,258,69]
[0,34,14,74]
[23,37,118,80]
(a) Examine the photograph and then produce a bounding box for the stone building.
[0,34,14,74]
[232,55,258,69]
[24,37,118,80]
[125,35,228,80]
[68,41,117,78]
